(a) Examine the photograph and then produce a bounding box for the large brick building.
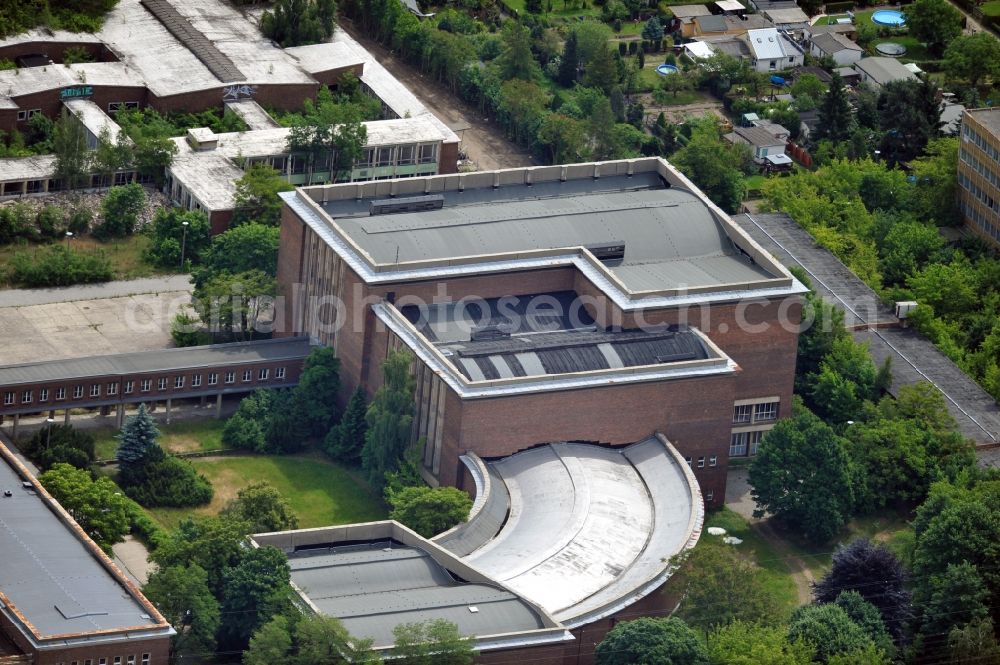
[958,108,1000,249]
[0,442,174,665]
[276,157,807,507]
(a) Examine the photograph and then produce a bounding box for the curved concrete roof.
[450,438,703,625]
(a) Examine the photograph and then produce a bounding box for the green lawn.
[744,174,767,193]
[145,452,387,530]
[93,418,229,460]
[981,0,1000,17]
[870,35,934,63]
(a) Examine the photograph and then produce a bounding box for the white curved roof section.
[439,436,703,626]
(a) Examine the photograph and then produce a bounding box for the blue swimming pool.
[871,9,906,26]
[656,64,679,75]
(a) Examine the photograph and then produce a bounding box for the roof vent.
[369,194,444,216]
[21,481,31,489]
[586,242,625,262]
[186,127,217,151]
[3,490,12,497]
[468,606,480,613]
[470,326,510,342]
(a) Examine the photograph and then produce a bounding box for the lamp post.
[45,417,55,450]
[64,231,74,248]
[180,220,190,269]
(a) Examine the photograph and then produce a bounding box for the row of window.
[959,147,1000,191]
[2,367,286,407]
[732,400,778,425]
[108,101,140,113]
[685,455,719,468]
[15,108,42,122]
[962,123,1000,164]
[242,143,438,176]
[55,653,149,665]
[730,430,766,457]
[959,199,1000,244]
[958,171,1000,216]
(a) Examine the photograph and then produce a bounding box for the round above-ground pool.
[872,9,906,26]
[876,42,907,56]
[656,63,679,75]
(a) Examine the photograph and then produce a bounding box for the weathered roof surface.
[716,0,746,11]
[0,444,171,641]
[284,42,366,75]
[670,4,713,17]
[462,438,702,624]
[763,7,809,23]
[63,98,127,144]
[0,337,312,387]
[323,173,775,292]
[966,107,1000,135]
[402,292,711,380]
[696,15,728,32]
[223,99,280,130]
[854,56,916,84]
[286,544,547,648]
[812,32,861,54]
[0,155,57,183]
[807,23,856,36]
[734,125,787,147]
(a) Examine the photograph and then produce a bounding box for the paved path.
[113,536,154,587]
[737,213,1000,446]
[0,275,192,308]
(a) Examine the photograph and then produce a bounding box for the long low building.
[0,442,174,665]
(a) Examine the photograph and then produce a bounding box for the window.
[355,148,375,168]
[17,110,27,121]
[750,430,764,456]
[242,370,252,382]
[109,102,122,112]
[192,374,202,388]
[108,382,118,396]
[397,144,415,165]
[697,456,705,468]
[86,660,93,665]
[99,659,107,665]
[21,390,32,404]
[732,404,752,424]
[754,401,778,422]
[175,376,185,389]
[706,491,714,501]
[141,655,149,665]
[72,660,78,665]
[158,377,167,391]
[56,387,66,401]
[125,380,134,394]
[90,384,101,397]
[685,456,692,466]
[418,144,436,164]
[258,368,269,381]
[730,432,748,457]
[376,147,393,167]
[114,658,121,665]
[3,392,13,405]
[73,385,84,399]
[275,367,286,380]
[39,388,49,402]
[709,455,718,467]
[209,372,219,386]
[127,655,135,665]
[225,371,235,384]
[141,379,151,392]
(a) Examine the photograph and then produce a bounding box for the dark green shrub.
[22,424,96,471]
[123,456,214,508]
[68,208,92,234]
[10,245,113,287]
[94,183,145,240]
[36,204,67,240]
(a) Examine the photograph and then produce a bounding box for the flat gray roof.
[854,56,916,85]
[460,438,701,624]
[0,445,171,642]
[287,544,547,648]
[966,108,1000,136]
[322,173,775,292]
[0,337,312,387]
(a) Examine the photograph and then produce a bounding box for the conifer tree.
[115,404,163,470]
[817,73,854,143]
[361,350,415,488]
[324,387,368,466]
[558,32,579,87]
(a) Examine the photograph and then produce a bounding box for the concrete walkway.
[0,275,192,308]
[113,536,154,587]
[737,212,1000,446]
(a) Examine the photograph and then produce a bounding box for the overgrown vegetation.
[0,0,118,38]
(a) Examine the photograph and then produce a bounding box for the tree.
[878,219,945,285]
[232,164,294,227]
[584,44,619,94]
[297,614,376,665]
[221,482,299,533]
[325,386,368,466]
[92,126,133,187]
[218,545,292,650]
[642,17,664,41]
[292,346,341,438]
[918,561,991,650]
[152,516,249,595]
[261,0,336,47]
[791,74,825,102]
[389,486,472,537]
[833,592,894,657]
[749,404,855,543]
[707,621,815,665]
[223,389,274,452]
[661,70,695,98]
[22,423,95,471]
[795,286,848,392]
[245,616,294,665]
[95,183,146,240]
[943,33,1000,89]
[194,222,280,288]
[813,539,911,643]
[909,137,960,226]
[193,269,277,341]
[877,78,942,165]
[392,619,475,665]
[948,618,1000,665]
[361,349,415,487]
[115,403,162,471]
[144,208,212,269]
[497,21,541,81]
[287,108,368,186]
[904,0,963,57]
[38,463,131,553]
[816,73,853,143]
[595,617,709,665]
[588,97,620,160]
[143,564,220,663]
[52,109,91,192]
[672,545,783,632]
[538,113,587,164]
[132,134,178,184]
[558,31,579,87]
[787,604,875,663]
[573,21,614,66]
[808,336,878,423]
[671,118,752,214]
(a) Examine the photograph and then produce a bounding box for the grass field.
[872,35,933,62]
[93,418,229,460]
[145,452,387,530]
[980,0,1000,16]
[0,234,163,287]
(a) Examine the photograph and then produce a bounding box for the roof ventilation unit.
[3,490,12,497]
[470,326,510,342]
[586,242,626,262]
[369,194,444,216]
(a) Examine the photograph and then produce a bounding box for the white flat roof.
[64,98,126,144]
[284,41,365,75]
[0,155,56,183]
[461,439,702,624]
[716,0,746,11]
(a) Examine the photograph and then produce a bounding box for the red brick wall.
[438,141,460,174]
[33,636,171,665]
[0,42,116,64]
